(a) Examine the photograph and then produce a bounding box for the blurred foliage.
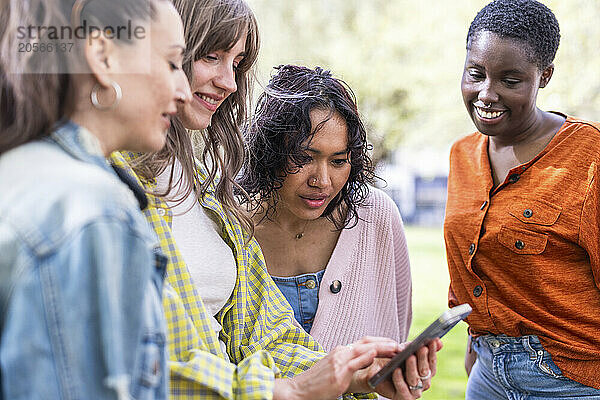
[247,0,600,161]
[405,226,467,399]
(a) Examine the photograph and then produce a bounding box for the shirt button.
[330,280,342,294]
[473,285,483,297]
[523,209,533,218]
[468,243,476,255]
[508,174,520,183]
[305,279,316,289]
[157,208,166,216]
[489,339,501,348]
[515,240,525,250]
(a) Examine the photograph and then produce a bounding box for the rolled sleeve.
[165,284,278,399]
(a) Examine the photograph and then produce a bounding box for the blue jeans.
[467,335,600,400]
[271,270,325,333]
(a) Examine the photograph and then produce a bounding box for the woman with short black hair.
[445,0,600,398]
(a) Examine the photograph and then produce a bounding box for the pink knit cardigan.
[309,187,412,351]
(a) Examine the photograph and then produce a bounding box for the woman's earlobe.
[84,31,115,87]
[539,64,554,88]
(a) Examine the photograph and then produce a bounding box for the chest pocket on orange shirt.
[499,200,562,255]
[508,199,562,226]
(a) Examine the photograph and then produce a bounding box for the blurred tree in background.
[248,0,600,162]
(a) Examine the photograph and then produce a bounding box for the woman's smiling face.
[461,30,554,141]
[178,34,247,130]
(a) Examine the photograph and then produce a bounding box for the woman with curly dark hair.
[240,64,413,355]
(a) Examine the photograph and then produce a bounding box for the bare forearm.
[273,378,299,400]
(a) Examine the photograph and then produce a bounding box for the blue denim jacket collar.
[51,121,148,210]
[50,120,109,171]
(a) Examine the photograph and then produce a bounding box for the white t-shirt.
[156,159,237,356]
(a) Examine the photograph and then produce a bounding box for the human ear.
[83,30,118,88]
[539,63,554,88]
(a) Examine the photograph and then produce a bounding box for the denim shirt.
[0,122,167,399]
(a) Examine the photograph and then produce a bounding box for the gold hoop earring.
[91,82,122,111]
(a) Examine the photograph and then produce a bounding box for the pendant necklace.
[274,218,310,240]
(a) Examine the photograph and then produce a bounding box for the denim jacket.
[0,122,167,400]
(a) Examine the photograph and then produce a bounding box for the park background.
[247,1,600,398]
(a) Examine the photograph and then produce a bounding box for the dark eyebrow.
[467,62,485,69]
[468,62,524,75]
[306,148,349,156]
[501,69,524,75]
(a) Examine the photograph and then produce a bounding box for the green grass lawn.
[405,226,468,400]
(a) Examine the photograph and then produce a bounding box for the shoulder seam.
[564,119,600,134]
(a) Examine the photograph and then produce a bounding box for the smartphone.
[367,303,472,389]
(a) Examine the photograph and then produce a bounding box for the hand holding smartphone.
[367,303,472,389]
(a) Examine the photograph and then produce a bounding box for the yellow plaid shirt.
[110,152,374,399]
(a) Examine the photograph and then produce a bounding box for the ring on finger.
[419,371,431,380]
[408,380,423,391]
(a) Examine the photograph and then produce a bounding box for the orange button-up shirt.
[445,116,600,389]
